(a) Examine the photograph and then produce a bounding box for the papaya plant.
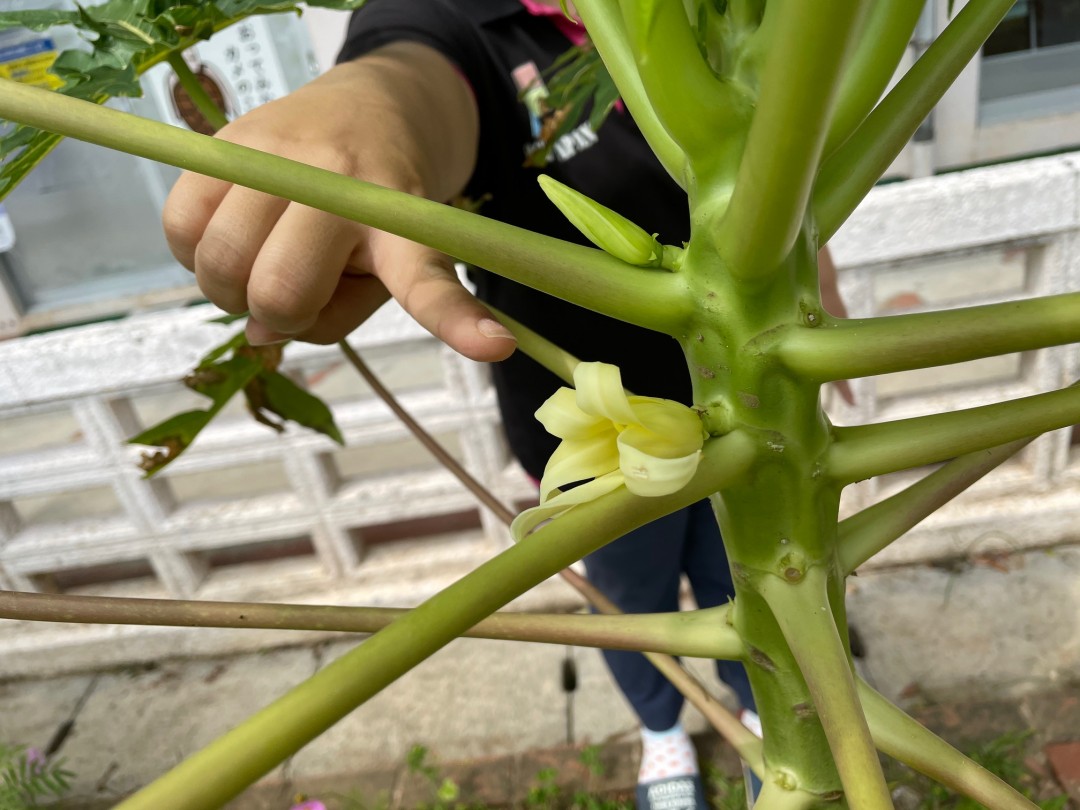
[0,1,1072,810]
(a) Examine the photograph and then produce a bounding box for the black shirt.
[340,0,692,478]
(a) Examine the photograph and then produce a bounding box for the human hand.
[162,42,516,362]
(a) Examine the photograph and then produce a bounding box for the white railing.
[3,152,1080,675]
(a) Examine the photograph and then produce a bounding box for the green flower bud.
[537,175,662,267]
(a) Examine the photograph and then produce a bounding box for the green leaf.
[436,778,460,803]
[197,329,249,366]
[129,352,262,475]
[0,9,81,31]
[0,0,368,199]
[253,370,345,444]
[128,409,214,465]
[127,328,342,474]
[50,52,141,96]
[0,129,67,197]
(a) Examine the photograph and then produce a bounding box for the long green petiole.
[829,384,1080,483]
[166,52,229,131]
[779,292,1080,381]
[823,0,926,157]
[760,567,892,810]
[858,680,1039,810]
[572,0,687,186]
[815,0,1017,243]
[715,0,865,277]
[0,590,743,659]
[617,0,744,165]
[489,307,581,386]
[838,436,1035,573]
[0,78,689,335]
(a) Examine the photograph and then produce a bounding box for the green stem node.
[760,567,893,810]
[753,780,822,810]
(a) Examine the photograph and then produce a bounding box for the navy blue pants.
[583,499,755,731]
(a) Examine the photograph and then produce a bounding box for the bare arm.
[163,41,517,360]
[819,246,848,320]
[819,246,855,405]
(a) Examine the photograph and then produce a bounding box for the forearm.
[819,246,848,319]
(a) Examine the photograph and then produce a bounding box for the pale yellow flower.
[511,362,706,541]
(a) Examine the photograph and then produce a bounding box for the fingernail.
[477,318,516,341]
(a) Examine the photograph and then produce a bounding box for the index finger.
[162,170,232,270]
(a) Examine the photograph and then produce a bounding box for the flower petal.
[536,387,610,440]
[617,431,702,497]
[511,471,626,542]
[539,429,620,502]
[623,399,704,457]
[573,362,638,425]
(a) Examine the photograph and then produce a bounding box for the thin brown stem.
[337,339,516,524]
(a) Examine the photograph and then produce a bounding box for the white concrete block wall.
[0,302,541,674]
[2,152,1080,697]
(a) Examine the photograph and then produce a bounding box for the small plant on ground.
[526,767,563,810]
[0,745,73,810]
[705,765,749,810]
[523,746,633,810]
[405,745,471,810]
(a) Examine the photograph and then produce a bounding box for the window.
[980,0,1080,120]
[984,0,1080,55]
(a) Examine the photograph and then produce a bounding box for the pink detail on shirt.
[519,0,589,46]
[518,0,624,113]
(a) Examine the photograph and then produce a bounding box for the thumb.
[368,233,517,362]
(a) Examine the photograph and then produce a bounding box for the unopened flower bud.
[538,175,662,267]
